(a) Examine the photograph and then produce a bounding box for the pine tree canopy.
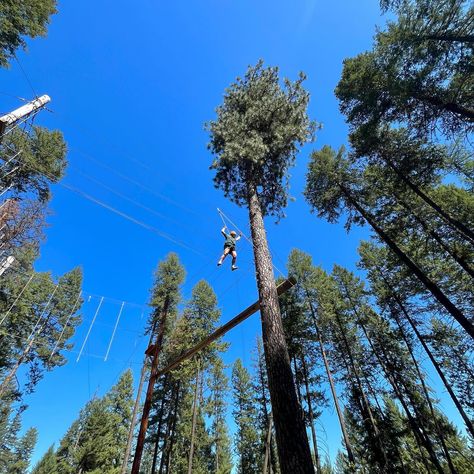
[1,126,67,203]
[207,60,316,218]
[0,0,57,68]
[337,0,474,141]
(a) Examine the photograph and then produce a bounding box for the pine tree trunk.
[151,375,169,474]
[383,156,474,243]
[158,382,177,474]
[263,412,274,474]
[359,319,445,474]
[247,182,314,474]
[305,295,355,466]
[332,310,388,471]
[132,299,170,474]
[340,278,455,474]
[187,362,201,474]
[164,381,181,473]
[398,197,474,279]
[339,183,474,339]
[412,92,474,122]
[391,312,458,474]
[301,357,321,473]
[257,342,275,474]
[383,278,474,439]
[293,357,303,406]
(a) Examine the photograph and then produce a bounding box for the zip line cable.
[0,91,29,103]
[0,148,208,257]
[71,166,212,239]
[47,108,205,214]
[60,181,206,257]
[69,147,202,219]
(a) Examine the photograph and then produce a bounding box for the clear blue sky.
[0,0,464,468]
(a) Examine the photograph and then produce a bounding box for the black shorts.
[224,245,235,253]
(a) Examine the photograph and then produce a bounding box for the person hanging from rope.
[217,226,242,270]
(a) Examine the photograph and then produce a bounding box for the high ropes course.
[0,93,298,473]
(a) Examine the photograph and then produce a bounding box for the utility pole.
[131,300,171,474]
[0,255,14,276]
[120,330,155,474]
[0,95,51,137]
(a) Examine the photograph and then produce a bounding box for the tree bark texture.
[247,183,314,474]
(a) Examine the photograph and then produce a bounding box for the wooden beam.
[157,277,296,376]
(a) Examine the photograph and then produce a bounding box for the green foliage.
[304,145,359,228]
[0,397,37,474]
[55,370,134,474]
[0,0,57,68]
[169,383,213,474]
[5,428,38,474]
[31,445,58,474]
[0,246,83,400]
[207,357,233,474]
[207,60,316,218]
[232,359,261,473]
[149,253,185,314]
[159,278,226,473]
[1,126,68,203]
[337,0,474,141]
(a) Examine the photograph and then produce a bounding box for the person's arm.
[235,232,242,241]
[221,226,227,237]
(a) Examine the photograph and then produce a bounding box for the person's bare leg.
[218,247,230,266]
[231,250,238,270]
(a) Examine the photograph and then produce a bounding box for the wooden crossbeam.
[157,277,296,376]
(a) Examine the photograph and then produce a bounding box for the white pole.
[0,95,51,135]
[0,255,14,276]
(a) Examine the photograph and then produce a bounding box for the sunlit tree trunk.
[247,182,314,473]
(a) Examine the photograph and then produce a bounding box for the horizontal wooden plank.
[157,277,296,376]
